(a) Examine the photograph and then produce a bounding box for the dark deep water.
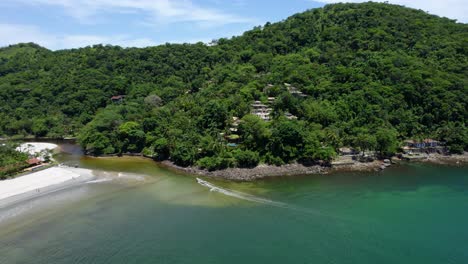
[0,144,467,264]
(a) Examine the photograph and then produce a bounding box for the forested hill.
[0,2,467,168]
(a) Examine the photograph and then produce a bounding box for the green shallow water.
[0,145,467,264]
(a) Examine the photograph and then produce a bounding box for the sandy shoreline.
[0,142,96,208]
[1,142,466,209]
[0,166,95,208]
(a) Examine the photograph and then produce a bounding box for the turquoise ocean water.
[0,145,467,264]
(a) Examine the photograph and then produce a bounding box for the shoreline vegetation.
[0,142,58,179]
[0,141,466,209]
[99,151,468,181]
[0,2,466,177]
[5,138,466,181]
[160,153,468,181]
[1,3,467,185]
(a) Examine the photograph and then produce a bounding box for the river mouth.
[0,144,276,228]
[1,143,467,264]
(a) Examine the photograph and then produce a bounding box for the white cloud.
[0,24,159,50]
[60,34,159,49]
[11,0,254,26]
[0,24,57,48]
[314,0,467,22]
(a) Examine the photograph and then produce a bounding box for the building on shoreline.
[402,139,445,154]
[26,158,42,166]
[339,147,358,156]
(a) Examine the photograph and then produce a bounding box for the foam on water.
[118,172,145,181]
[86,179,113,184]
[196,178,290,208]
[195,178,340,219]
[84,172,147,185]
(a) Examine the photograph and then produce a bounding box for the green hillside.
[0,2,467,168]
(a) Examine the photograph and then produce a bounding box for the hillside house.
[263,84,274,94]
[285,83,307,98]
[267,97,276,104]
[225,134,240,144]
[285,112,298,120]
[111,95,125,103]
[229,117,241,133]
[26,158,42,166]
[251,101,272,121]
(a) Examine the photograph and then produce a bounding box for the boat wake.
[196,178,289,208]
[196,178,336,219]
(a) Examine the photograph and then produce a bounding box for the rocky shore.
[160,161,329,181]
[330,160,387,172]
[77,150,468,182]
[410,153,468,165]
[161,160,387,181]
[160,152,468,181]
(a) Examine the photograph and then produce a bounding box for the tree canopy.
[0,2,467,168]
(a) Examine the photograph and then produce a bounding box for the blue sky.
[0,0,466,50]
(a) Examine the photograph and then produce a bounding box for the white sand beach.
[0,166,95,208]
[16,142,58,155]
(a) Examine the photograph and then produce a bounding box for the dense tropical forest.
[0,2,466,170]
[0,142,29,179]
